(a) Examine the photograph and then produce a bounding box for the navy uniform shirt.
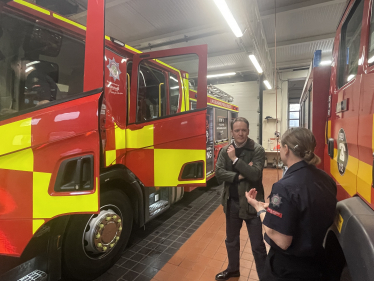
[263,161,337,257]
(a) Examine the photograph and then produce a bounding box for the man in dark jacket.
[215,117,267,280]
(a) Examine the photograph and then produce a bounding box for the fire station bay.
[2,0,374,280]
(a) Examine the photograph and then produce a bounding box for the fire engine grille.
[149,200,169,217]
[18,270,47,281]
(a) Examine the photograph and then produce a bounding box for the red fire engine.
[189,85,239,183]
[0,0,208,280]
[300,0,374,279]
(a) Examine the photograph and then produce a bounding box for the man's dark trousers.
[226,198,267,280]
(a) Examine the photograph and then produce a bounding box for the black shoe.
[215,270,240,280]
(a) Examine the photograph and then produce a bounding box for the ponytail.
[281,127,321,166]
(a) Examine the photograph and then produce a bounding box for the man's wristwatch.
[257,209,266,217]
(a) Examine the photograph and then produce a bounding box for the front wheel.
[62,189,133,280]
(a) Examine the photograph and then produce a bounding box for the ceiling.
[36,0,348,82]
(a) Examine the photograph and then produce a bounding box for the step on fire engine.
[300,0,374,279]
[0,0,208,280]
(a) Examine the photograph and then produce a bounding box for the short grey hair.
[231,117,249,130]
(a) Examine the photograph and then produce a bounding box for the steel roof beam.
[260,0,347,20]
[268,33,336,49]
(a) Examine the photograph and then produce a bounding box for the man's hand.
[227,145,236,161]
[245,188,265,212]
[249,162,253,166]
[238,174,244,180]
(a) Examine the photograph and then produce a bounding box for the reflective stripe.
[155,59,179,72]
[53,14,86,30]
[105,35,111,41]
[183,78,190,111]
[0,149,33,172]
[0,118,31,155]
[33,172,99,219]
[14,0,50,15]
[125,45,142,54]
[154,149,206,186]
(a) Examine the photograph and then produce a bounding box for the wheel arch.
[326,197,374,281]
[100,164,145,227]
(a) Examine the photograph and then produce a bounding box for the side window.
[137,62,166,122]
[368,1,374,64]
[337,0,364,88]
[0,13,85,118]
[215,108,228,143]
[169,73,180,114]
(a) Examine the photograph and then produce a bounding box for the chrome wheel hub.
[84,207,123,258]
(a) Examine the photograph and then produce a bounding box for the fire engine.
[189,85,239,184]
[300,0,374,279]
[0,0,208,280]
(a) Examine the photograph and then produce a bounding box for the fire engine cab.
[0,0,208,280]
[300,0,374,279]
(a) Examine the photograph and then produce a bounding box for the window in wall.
[137,62,166,122]
[337,0,364,88]
[0,13,85,118]
[169,73,180,114]
[368,0,374,64]
[289,103,300,128]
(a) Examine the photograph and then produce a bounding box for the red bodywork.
[0,0,208,262]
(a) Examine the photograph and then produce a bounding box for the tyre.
[62,189,133,280]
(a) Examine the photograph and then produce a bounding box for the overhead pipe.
[138,30,224,51]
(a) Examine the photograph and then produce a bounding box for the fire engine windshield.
[0,12,85,119]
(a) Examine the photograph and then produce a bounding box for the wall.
[262,89,282,150]
[261,70,308,159]
[215,81,259,142]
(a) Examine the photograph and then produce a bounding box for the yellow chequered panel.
[0,118,32,155]
[32,219,45,234]
[154,149,206,186]
[0,148,33,172]
[126,125,154,149]
[33,172,99,219]
[115,125,127,150]
[330,148,358,197]
[106,150,117,166]
[357,161,372,203]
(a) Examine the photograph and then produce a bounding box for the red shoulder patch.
[267,208,282,218]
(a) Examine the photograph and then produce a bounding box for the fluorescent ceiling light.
[264,80,272,89]
[170,76,178,82]
[207,72,236,78]
[170,86,179,89]
[347,74,355,82]
[320,60,331,66]
[25,67,34,73]
[213,0,243,37]
[369,56,374,64]
[249,55,263,73]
